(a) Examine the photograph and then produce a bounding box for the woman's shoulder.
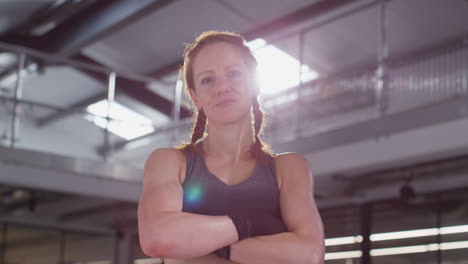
[144,148,185,174]
[146,147,185,163]
[144,148,187,184]
[274,152,309,167]
[273,152,311,190]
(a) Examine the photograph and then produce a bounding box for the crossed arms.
[138,148,324,264]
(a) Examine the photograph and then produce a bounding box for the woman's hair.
[176,31,274,161]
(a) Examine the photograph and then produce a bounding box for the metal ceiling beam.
[317,171,468,209]
[37,92,106,128]
[47,0,176,56]
[148,0,357,79]
[58,202,135,222]
[347,154,468,193]
[0,145,142,202]
[0,215,115,235]
[273,96,468,154]
[37,196,120,220]
[8,0,97,37]
[73,54,192,118]
[243,0,357,40]
[1,0,177,56]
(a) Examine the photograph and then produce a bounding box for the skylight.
[85,100,155,141]
[246,38,318,95]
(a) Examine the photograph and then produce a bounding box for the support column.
[360,203,372,264]
[103,72,116,160]
[0,224,7,264]
[10,53,26,148]
[296,31,305,138]
[58,231,66,264]
[116,229,134,264]
[376,0,390,116]
[436,194,442,264]
[173,78,183,122]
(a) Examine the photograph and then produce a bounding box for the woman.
[138,31,325,263]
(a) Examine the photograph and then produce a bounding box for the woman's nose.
[214,76,232,94]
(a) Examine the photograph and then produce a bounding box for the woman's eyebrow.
[225,64,241,69]
[196,70,214,78]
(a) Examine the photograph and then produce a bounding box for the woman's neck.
[203,116,254,162]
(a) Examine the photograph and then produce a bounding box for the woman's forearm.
[230,232,324,264]
[141,212,238,259]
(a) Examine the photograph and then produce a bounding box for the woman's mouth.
[215,98,236,107]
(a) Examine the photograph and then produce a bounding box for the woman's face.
[190,42,258,125]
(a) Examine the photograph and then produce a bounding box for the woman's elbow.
[138,210,172,257]
[304,242,325,264]
[139,230,161,257]
[138,220,174,257]
[139,233,176,258]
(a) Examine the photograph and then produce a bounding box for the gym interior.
[0,0,468,263]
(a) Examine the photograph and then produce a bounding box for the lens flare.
[184,181,204,206]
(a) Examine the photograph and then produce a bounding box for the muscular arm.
[229,153,325,264]
[138,149,239,259]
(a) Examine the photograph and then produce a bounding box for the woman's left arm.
[229,153,325,264]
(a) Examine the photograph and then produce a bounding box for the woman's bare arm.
[138,148,239,259]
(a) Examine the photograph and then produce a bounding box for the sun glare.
[246,38,318,95]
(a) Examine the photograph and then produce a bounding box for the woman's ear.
[189,88,202,110]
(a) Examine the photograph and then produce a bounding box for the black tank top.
[181,142,287,236]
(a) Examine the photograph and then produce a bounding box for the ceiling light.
[30,21,57,36]
[370,240,468,257]
[134,258,163,264]
[325,235,363,246]
[325,250,362,260]
[370,228,439,241]
[85,100,155,140]
[0,52,17,67]
[326,240,468,260]
[325,224,468,246]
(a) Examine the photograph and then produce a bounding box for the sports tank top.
[181,142,287,236]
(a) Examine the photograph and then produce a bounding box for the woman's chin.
[208,113,249,126]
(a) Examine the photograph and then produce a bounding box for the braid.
[191,109,207,144]
[177,109,206,154]
[252,96,265,158]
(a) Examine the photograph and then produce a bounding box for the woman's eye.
[227,70,241,78]
[201,77,213,84]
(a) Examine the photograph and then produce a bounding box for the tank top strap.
[183,142,204,184]
[266,153,277,182]
[255,150,277,183]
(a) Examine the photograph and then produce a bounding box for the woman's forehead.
[193,42,246,73]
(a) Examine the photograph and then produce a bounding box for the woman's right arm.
[137,148,239,260]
